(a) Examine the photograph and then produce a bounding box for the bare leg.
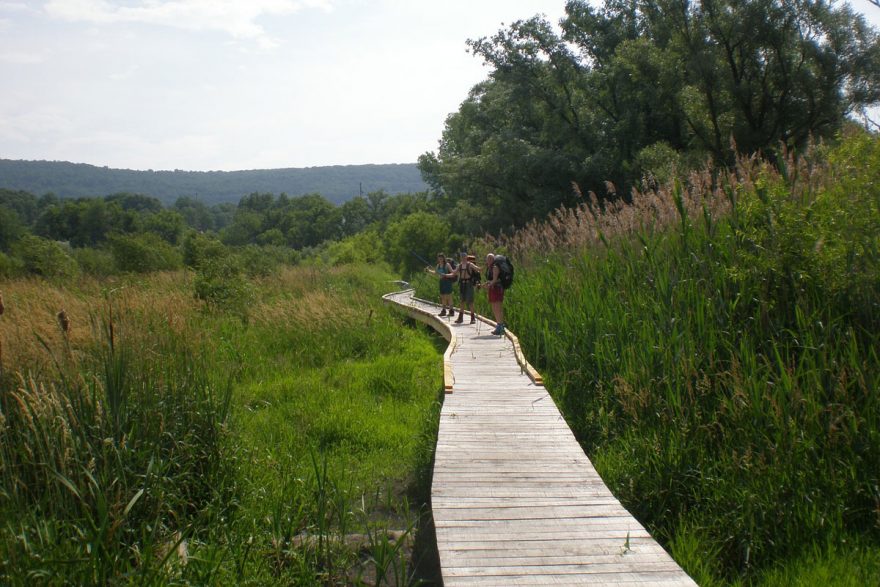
[491,301,504,324]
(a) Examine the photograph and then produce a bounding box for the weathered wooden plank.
[382,289,697,586]
[443,561,687,576]
[444,573,695,586]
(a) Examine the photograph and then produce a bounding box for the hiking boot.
[492,322,506,336]
[454,312,464,324]
[439,309,447,316]
[470,316,476,324]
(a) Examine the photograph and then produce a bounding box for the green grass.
[480,131,880,584]
[0,263,444,584]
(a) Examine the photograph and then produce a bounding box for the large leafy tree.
[420,0,880,230]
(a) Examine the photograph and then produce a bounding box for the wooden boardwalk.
[383,289,697,586]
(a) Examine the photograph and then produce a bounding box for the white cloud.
[44,0,333,47]
[0,2,37,13]
[0,50,48,63]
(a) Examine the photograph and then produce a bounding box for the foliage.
[487,129,880,582]
[0,207,25,251]
[0,251,23,279]
[108,232,183,273]
[236,244,299,277]
[0,159,427,205]
[322,229,387,267]
[11,234,80,279]
[192,257,254,317]
[420,0,880,230]
[0,266,442,584]
[140,209,186,244]
[181,230,227,269]
[71,246,116,277]
[384,212,452,274]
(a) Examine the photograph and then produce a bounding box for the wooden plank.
[382,289,696,586]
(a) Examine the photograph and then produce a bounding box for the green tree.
[0,207,26,251]
[174,196,215,231]
[339,196,374,236]
[182,231,227,268]
[0,189,39,225]
[109,233,182,273]
[384,212,451,274]
[141,210,186,244]
[280,194,341,249]
[12,235,80,278]
[104,192,163,213]
[421,0,880,230]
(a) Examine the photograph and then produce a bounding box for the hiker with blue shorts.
[426,253,455,316]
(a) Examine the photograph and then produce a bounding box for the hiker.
[454,252,480,324]
[484,253,506,335]
[425,253,455,316]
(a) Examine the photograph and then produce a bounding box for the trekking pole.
[409,250,432,267]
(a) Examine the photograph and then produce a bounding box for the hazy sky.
[1,1,878,171]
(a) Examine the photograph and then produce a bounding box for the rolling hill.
[0,159,428,205]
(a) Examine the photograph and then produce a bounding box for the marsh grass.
[0,263,443,584]
[467,131,880,584]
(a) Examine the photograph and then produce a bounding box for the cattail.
[0,292,5,316]
[57,310,70,334]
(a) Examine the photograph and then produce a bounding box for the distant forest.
[0,159,427,205]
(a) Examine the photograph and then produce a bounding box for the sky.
[1,1,879,172]
[0,0,570,171]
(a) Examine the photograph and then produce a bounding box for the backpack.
[495,255,514,289]
[444,260,457,282]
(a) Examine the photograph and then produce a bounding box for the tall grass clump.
[0,263,444,584]
[489,129,880,583]
[0,307,233,584]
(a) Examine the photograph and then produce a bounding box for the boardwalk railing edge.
[382,288,544,392]
[382,289,457,392]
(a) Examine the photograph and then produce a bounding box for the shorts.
[488,283,504,303]
[459,281,475,303]
[439,279,453,295]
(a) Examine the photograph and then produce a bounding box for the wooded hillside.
[0,159,427,205]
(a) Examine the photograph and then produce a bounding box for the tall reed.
[488,130,880,582]
[0,263,444,584]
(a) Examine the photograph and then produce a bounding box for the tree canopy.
[419,0,880,230]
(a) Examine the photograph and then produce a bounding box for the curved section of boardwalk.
[384,289,697,586]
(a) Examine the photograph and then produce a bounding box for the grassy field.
[457,131,880,585]
[0,264,444,585]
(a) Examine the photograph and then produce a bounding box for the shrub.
[324,230,386,266]
[109,232,183,273]
[235,244,298,278]
[72,246,116,277]
[11,234,80,279]
[0,251,23,279]
[193,257,254,317]
[181,230,226,269]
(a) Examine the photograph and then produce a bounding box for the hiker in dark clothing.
[426,253,455,316]
[484,253,506,335]
[454,252,480,324]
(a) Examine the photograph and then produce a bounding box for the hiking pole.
[409,250,432,267]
